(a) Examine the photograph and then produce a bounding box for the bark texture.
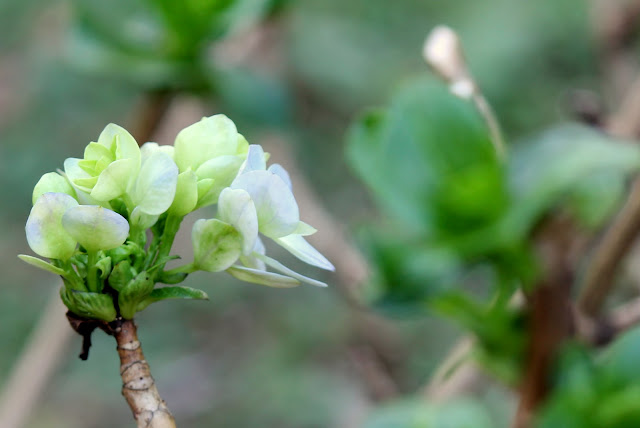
[115,319,176,428]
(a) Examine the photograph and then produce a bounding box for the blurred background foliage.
[0,0,635,426]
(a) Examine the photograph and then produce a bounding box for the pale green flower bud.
[174,115,249,208]
[64,124,141,202]
[61,205,129,252]
[32,172,77,205]
[26,193,79,260]
[192,218,243,272]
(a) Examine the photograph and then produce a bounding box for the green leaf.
[136,286,209,312]
[108,260,135,292]
[60,289,117,322]
[18,255,65,275]
[95,256,112,280]
[346,78,504,236]
[118,271,154,319]
[506,124,640,238]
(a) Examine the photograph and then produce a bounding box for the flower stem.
[114,319,176,428]
[87,251,99,293]
[155,214,183,268]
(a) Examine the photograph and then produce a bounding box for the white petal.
[274,234,335,271]
[238,144,267,175]
[64,158,92,193]
[130,151,179,215]
[218,188,259,255]
[239,237,266,270]
[231,170,299,238]
[254,253,328,287]
[140,142,175,160]
[62,205,129,252]
[227,265,300,288]
[26,193,78,260]
[267,164,292,189]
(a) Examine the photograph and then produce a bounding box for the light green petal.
[218,188,259,255]
[192,219,242,272]
[254,253,328,287]
[84,142,113,162]
[196,178,216,208]
[78,159,98,175]
[130,151,178,215]
[26,193,78,260]
[98,123,140,163]
[32,172,77,205]
[194,154,245,202]
[64,158,93,193]
[231,170,299,238]
[62,205,129,252]
[227,265,300,288]
[18,254,66,275]
[169,169,198,217]
[174,115,239,172]
[90,158,136,201]
[274,234,335,271]
[130,207,160,229]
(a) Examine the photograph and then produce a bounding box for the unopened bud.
[423,26,474,97]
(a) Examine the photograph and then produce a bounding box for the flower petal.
[64,158,93,193]
[174,115,239,172]
[98,123,140,164]
[274,234,335,271]
[32,172,77,205]
[267,164,292,189]
[218,188,259,255]
[130,151,179,215]
[194,154,245,203]
[226,265,301,288]
[90,158,137,201]
[26,193,78,260]
[254,253,328,287]
[192,219,243,272]
[169,168,198,216]
[62,205,129,252]
[140,142,175,160]
[238,144,266,175]
[231,170,299,238]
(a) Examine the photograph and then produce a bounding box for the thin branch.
[114,319,176,428]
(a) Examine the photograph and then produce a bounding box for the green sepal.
[136,286,209,312]
[157,270,188,284]
[95,256,112,280]
[108,260,136,292]
[60,288,117,321]
[18,255,65,275]
[118,271,154,319]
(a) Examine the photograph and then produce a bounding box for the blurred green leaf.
[347,77,505,237]
[506,124,640,237]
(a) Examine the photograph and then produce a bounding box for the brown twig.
[114,319,176,428]
[513,216,576,428]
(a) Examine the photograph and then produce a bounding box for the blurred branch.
[0,287,72,428]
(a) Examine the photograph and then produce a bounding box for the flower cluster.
[21,115,334,321]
